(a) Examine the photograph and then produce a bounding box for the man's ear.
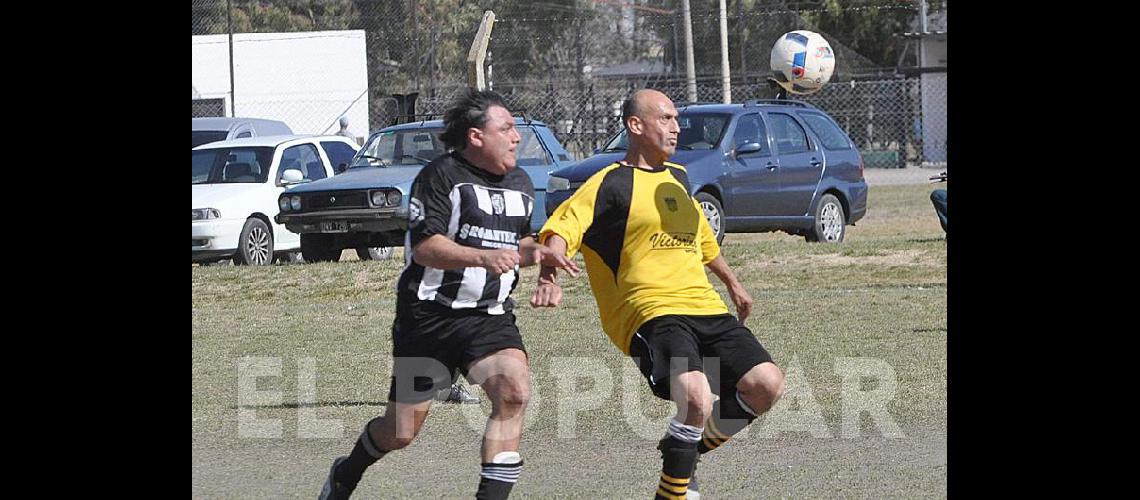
[627,116,642,135]
[466,127,482,148]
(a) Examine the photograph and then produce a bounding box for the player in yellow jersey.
[532,89,785,499]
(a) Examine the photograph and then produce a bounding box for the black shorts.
[627,314,773,401]
[387,300,526,403]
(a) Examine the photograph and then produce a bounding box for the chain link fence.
[192,0,946,166]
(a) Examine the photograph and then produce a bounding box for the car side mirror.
[337,162,348,174]
[735,142,763,156]
[593,148,601,155]
[281,169,305,185]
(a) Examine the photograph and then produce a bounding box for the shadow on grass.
[232,401,388,409]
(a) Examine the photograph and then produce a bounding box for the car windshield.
[352,128,447,168]
[192,130,229,149]
[601,113,731,152]
[192,147,276,185]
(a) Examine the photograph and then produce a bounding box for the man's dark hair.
[620,96,639,130]
[441,88,509,150]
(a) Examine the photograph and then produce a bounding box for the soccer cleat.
[436,382,481,404]
[687,471,700,500]
[319,456,355,500]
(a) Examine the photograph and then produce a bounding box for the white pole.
[681,0,697,102]
[719,0,731,103]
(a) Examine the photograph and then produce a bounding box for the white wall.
[192,30,369,142]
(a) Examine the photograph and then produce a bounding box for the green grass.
[193,183,947,498]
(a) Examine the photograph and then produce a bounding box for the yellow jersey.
[539,161,729,354]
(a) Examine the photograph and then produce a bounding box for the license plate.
[319,221,349,233]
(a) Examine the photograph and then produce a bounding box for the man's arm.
[706,254,754,322]
[519,236,580,274]
[530,234,570,308]
[413,234,519,275]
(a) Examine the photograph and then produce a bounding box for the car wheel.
[234,218,273,265]
[695,192,725,245]
[301,233,341,263]
[356,247,393,260]
[806,194,845,243]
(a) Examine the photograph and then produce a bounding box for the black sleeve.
[408,161,455,248]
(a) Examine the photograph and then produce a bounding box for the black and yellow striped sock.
[698,392,758,454]
[655,434,698,499]
[656,472,691,499]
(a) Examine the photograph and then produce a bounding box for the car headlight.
[290,195,302,211]
[278,196,291,212]
[386,190,402,206]
[547,176,570,193]
[371,190,387,206]
[192,208,221,220]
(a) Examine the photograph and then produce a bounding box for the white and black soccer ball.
[770,30,836,95]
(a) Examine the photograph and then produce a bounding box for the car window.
[400,131,446,164]
[354,128,446,167]
[192,147,275,184]
[517,127,552,166]
[278,143,327,183]
[732,113,769,155]
[676,113,730,150]
[192,131,228,148]
[320,141,359,172]
[769,113,811,155]
[798,112,852,150]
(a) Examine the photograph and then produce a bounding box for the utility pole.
[681,0,696,102]
[227,0,235,116]
[719,0,731,103]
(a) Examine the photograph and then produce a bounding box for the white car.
[192,135,360,265]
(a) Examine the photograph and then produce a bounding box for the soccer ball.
[770,30,836,95]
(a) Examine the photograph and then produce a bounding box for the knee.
[738,363,785,414]
[490,376,531,409]
[675,376,713,422]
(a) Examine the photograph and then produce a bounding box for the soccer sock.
[335,417,389,486]
[698,391,759,454]
[476,451,523,500]
[656,419,702,499]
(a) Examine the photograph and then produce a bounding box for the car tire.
[806,193,845,243]
[695,192,725,245]
[356,247,393,261]
[301,234,341,263]
[233,218,274,265]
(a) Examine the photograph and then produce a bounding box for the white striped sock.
[667,418,704,443]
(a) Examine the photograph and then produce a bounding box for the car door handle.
[766,163,777,170]
[810,159,823,167]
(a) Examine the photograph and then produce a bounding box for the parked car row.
[274,116,575,263]
[193,100,866,266]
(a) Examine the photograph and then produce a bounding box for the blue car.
[545,100,868,243]
[275,117,575,262]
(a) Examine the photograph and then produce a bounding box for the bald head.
[619,89,679,167]
[621,89,672,129]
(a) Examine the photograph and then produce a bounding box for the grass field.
[192,181,947,498]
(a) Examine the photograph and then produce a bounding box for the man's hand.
[478,248,521,275]
[530,245,580,277]
[727,283,754,323]
[530,275,564,308]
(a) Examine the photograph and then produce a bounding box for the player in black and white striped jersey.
[320,89,579,500]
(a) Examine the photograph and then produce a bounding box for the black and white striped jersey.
[397,151,535,315]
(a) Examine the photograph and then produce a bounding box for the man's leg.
[656,370,712,500]
[695,316,784,456]
[697,362,784,454]
[930,189,948,233]
[466,348,531,500]
[321,399,432,500]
